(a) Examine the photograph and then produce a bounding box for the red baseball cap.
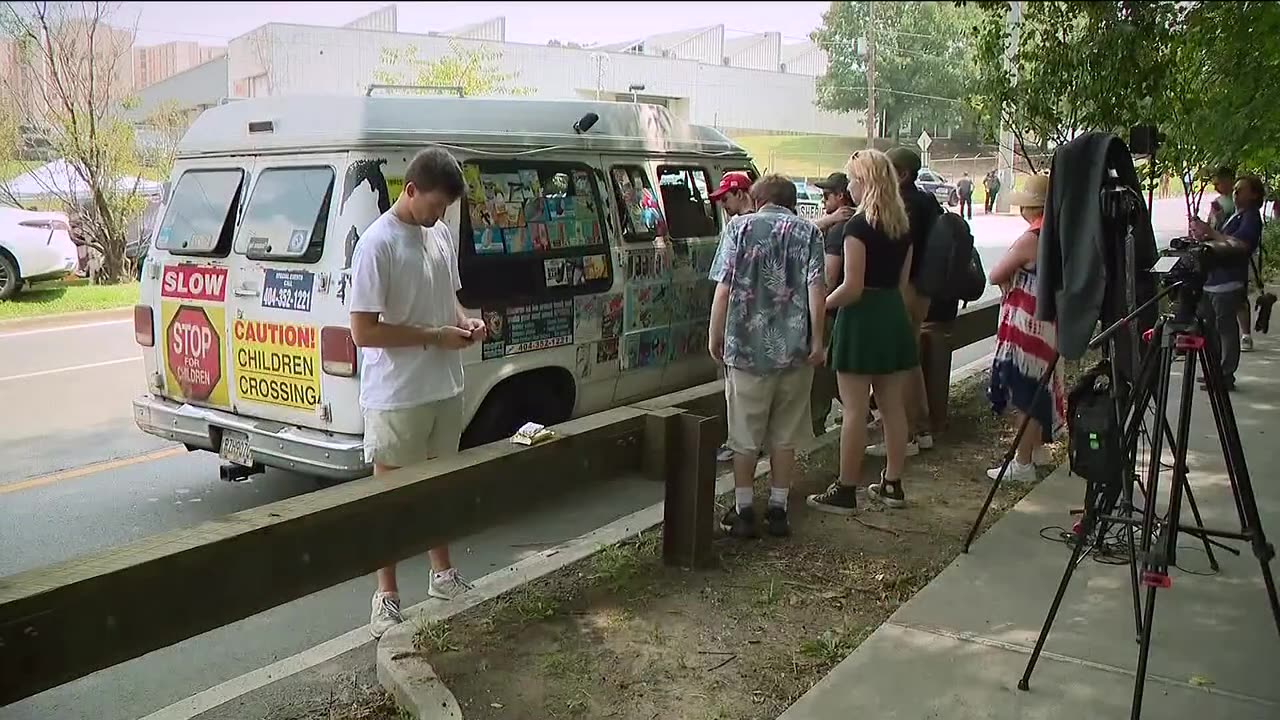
[709,172,752,201]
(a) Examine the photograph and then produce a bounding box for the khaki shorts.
[725,366,815,454]
[363,395,464,468]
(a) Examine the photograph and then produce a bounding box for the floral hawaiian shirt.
[709,203,824,372]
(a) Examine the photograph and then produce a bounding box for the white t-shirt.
[349,211,465,410]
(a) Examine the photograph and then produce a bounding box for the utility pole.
[996,0,1021,214]
[865,1,877,148]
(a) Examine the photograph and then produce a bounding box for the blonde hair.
[846,150,909,239]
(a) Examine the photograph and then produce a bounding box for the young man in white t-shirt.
[348,148,487,638]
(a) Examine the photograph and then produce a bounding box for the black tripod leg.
[1131,341,1188,720]
[963,353,1060,554]
[1198,339,1280,635]
[1159,418,1230,570]
[1120,329,1164,637]
[1018,498,1096,692]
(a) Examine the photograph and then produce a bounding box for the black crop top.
[842,213,911,289]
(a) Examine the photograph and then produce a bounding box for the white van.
[132,95,757,481]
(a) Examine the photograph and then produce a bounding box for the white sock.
[735,487,754,511]
[769,486,789,509]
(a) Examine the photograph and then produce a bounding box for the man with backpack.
[875,148,986,457]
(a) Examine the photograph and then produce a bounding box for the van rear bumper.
[132,395,369,481]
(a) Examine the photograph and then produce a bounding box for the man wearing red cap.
[709,172,756,218]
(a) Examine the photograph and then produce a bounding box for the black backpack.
[916,211,986,303]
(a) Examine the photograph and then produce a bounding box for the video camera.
[1155,236,1217,288]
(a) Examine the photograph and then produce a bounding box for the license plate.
[219,430,253,467]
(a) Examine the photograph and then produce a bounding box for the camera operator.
[1189,174,1266,391]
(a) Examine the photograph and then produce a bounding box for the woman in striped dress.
[986,174,1064,482]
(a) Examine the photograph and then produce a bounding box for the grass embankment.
[0,280,138,322]
[412,369,1082,720]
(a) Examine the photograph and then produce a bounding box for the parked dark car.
[916,168,959,207]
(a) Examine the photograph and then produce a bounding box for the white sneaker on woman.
[867,439,919,457]
[428,568,475,600]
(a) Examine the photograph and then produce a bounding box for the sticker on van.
[162,302,228,406]
[161,264,227,302]
[261,269,314,313]
[232,320,322,410]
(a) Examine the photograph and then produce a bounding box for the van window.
[725,167,760,182]
[610,165,666,243]
[457,161,613,308]
[235,166,335,262]
[657,166,717,239]
[155,169,245,255]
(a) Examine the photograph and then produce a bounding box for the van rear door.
[148,162,252,413]
[223,154,352,434]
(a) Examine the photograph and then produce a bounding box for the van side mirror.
[573,112,599,134]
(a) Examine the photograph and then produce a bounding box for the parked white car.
[0,206,79,299]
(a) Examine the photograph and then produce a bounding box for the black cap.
[814,171,849,192]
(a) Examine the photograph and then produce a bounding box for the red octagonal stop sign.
[166,305,222,401]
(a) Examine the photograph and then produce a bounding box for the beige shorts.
[363,395,464,468]
[725,366,815,454]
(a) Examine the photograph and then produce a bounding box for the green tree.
[812,1,976,143]
[966,1,1180,171]
[374,41,533,97]
[0,1,147,284]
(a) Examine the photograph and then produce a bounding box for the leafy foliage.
[374,41,533,98]
[811,1,976,141]
[0,1,148,284]
[966,1,1180,171]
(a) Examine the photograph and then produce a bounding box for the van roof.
[177,95,752,160]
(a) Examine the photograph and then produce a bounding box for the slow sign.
[161,265,228,303]
[162,304,228,405]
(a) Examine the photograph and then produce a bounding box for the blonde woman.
[808,150,918,514]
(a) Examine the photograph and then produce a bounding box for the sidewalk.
[780,334,1280,719]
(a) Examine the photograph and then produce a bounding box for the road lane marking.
[0,356,141,383]
[0,446,185,495]
[0,318,131,339]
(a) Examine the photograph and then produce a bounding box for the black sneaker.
[806,482,859,515]
[868,474,907,509]
[722,506,758,539]
[764,506,790,537]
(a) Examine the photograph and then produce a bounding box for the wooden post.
[921,320,954,433]
[662,413,718,569]
[643,407,683,483]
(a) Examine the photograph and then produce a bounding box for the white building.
[141,9,861,138]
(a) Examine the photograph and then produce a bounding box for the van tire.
[461,368,576,450]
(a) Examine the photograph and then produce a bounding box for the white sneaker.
[1242,335,1254,352]
[867,440,919,457]
[987,459,1037,482]
[1032,445,1053,467]
[916,433,935,451]
[370,591,404,639]
[428,568,474,600]
[716,444,735,462]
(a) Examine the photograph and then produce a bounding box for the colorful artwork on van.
[530,223,550,251]
[583,254,609,281]
[505,299,574,354]
[473,223,504,255]
[505,226,533,253]
[625,283,670,332]
[622,328,670,370]
[231,319,322,411]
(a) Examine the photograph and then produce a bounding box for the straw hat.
[1008,174,1049,208]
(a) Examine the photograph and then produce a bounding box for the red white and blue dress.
[989,223,1065,442]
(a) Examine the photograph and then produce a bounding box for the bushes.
[1261,221,1280,282]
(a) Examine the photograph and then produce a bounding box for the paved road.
[0,196,1197,720]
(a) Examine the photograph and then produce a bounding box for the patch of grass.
[798,629,858,665]
[503,587,562,623]
[414,619,460,654]
[587,531,659,595]
[0,281,137,321]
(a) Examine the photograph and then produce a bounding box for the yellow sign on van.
[231,319,322,410]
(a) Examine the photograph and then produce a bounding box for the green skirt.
[828,287,920,375]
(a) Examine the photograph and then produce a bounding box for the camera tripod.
[1018,282,1280,720]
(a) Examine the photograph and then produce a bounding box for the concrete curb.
[376,356,996,718]
[0,306,133,332]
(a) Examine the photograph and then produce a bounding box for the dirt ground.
[409,371,1070,720]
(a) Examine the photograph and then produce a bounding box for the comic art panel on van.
[232,320,322,411]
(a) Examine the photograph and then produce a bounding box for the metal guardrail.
[0,300,1000,706]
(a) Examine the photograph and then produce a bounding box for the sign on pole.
[917,130,933,167]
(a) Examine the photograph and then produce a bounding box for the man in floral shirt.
[709,174,826,538]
